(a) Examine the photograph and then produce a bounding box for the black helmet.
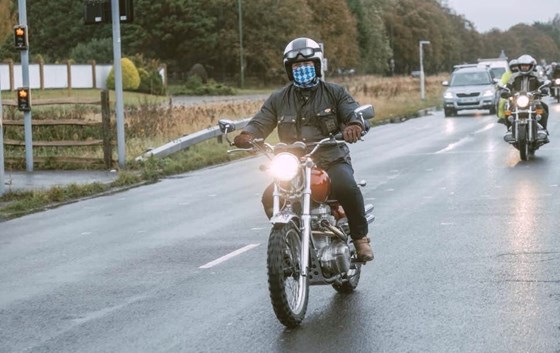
[283,37,323,81]
[517,54,536,74]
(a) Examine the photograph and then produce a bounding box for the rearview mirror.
[218,119,236,134]
[354,104,374,121]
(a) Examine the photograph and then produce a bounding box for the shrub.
[70,38,113,63]
[187,63,208,83]
[106,57,141,91]
[137,67,165,95]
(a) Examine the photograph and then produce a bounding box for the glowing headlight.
[555,79,560,85]
[516,95,530,108]
[443,92,454,99]
[482,89,494,97]
[269,153,300,181]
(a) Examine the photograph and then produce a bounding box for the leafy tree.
[70,38,114,63]
[305,0,360,74]
[347,0,393,74]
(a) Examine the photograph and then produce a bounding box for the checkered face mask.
[292,63,318,88]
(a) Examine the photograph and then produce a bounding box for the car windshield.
[490,68,506,79]
[450,72,492,86]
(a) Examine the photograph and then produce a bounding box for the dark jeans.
[262,161,369,239]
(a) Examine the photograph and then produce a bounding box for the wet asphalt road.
[2,102,560,353]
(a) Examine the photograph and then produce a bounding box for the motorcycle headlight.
[269,153,300,182]
[443,92,454,99]
[516,95,530,108]
[555,79,560,85]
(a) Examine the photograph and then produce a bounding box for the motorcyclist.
[233,37,374,262]
[497,59,518,124]
[501,54,549,142]
[546,62,560,80]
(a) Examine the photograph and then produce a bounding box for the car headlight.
[555,79,560,85]
[443,92,454,99]
[482,89,494,97]
[269,153,300,182]
[516,95,530,108]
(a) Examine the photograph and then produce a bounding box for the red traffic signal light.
[16,87,31,111]
[14,25,28,50]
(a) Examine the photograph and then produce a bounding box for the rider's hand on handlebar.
[233,131,254,148]
[343,124,363,143]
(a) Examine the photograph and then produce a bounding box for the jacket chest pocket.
[278,115,298,142]
[316,110,338,135]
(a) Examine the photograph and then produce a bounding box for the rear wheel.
[267,222,309,328]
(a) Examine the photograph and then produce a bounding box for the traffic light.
[14,25,28,50]
[84,0,134,25]
[16,87,31,111]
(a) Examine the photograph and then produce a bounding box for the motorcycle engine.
[317,238,351,277]
[310,204,351,276]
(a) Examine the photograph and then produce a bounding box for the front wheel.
[517,126,529,161]
[267,222,309,328]
[444,108,455,117]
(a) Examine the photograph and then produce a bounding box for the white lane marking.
[199,243,260,269]
[436,123,495,154]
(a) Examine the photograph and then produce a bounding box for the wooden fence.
[1,91,113,168]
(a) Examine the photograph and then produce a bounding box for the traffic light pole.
[18,0,33,171]
[111,0,126,168]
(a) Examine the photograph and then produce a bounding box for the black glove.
[342,124,363,143]
[233,131,254,148]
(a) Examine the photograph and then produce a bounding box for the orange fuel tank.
[311,167,331,203]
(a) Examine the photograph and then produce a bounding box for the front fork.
[271,163,312,277]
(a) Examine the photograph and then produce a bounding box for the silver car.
[442,67,499,117]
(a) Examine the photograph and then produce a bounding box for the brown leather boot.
[354,237,374,262]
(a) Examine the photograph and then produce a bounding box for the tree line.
[1,0,560,86]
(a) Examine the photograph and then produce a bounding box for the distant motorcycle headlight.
[555,79,560,85]
[269,153,300,182]
[443,92,454,99]
[516,95,530,108]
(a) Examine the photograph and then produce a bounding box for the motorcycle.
[500,81,550,161]
[218,105,375,328]
[550,75,560,103]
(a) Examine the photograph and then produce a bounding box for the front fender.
[270,212,300,226]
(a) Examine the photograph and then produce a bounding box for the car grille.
[456,93,480,98]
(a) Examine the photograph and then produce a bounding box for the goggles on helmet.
[284,47,319,60]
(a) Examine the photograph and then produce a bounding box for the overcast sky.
[447,0,560,33]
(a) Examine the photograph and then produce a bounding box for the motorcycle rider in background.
[501,54,549,143]
[497,59,518,125]
[233,37,374,262]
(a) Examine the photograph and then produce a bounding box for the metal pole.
[238,0,244,88]
[0,72,4,196]
[18,0,32,171]
[111,0,126,168]
[419,40,430,100]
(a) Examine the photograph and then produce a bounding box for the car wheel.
[444,108,455,117]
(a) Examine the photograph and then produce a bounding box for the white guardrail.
[135,118,251,161]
